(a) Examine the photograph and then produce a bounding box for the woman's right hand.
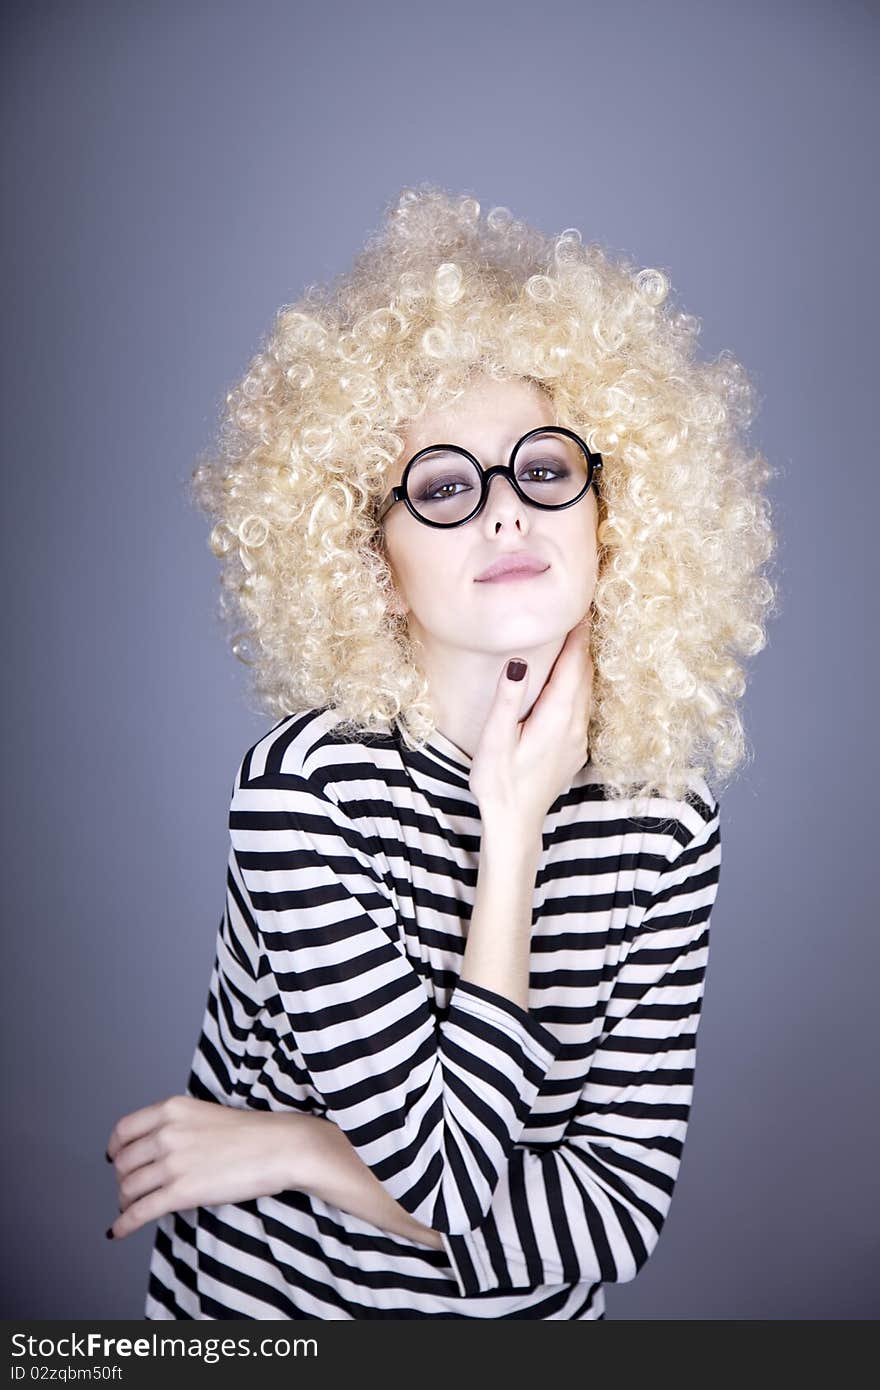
[469,618,594,837]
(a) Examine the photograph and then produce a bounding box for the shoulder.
[228,709,398,888]
[579,763,720,866]
[656,771,720,859]
[232,705,397,804]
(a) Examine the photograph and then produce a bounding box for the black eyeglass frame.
[375,425,603,529]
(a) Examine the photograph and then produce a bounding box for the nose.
[479,466,529,524]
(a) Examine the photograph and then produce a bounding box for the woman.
[105,186,776,1319]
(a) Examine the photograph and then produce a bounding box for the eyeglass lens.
[406,430,589,524]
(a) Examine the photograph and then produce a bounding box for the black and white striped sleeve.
[439,804,722,1296]
[227,758,563,1237]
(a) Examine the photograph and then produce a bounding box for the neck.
[406,621,568,758]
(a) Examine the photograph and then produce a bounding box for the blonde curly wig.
[189,183,778,801]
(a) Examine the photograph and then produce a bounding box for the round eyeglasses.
[375,426,603,529]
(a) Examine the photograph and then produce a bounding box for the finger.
[479,657,529,756]
[118,1157,169,1214]
[559,617,592,669]
[549,627,594,701]
[537,625,591,701]
[107,1183,180,1241]
[106,1096,180,1164]
[114,1131,165,1181]
[543,617,587,670]
[522,637,592,739]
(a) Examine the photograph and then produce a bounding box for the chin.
[470,616,564,650]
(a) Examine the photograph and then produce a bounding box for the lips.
[475,553,550,582]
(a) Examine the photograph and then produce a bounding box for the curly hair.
[189,183,778,801]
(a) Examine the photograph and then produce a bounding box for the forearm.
[458,817,543,1011]
[286,1112,444,1249]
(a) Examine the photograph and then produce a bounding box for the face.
[379,375,600,663]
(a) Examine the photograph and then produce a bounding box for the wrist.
[269,1110,326,1193]
[411,1224,445,1250]
[478,814,544,866]
[481,817,542,884]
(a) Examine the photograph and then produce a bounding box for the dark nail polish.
[105,1227,114,1239]
[105,1150,112,1163]
[507,659,527,681]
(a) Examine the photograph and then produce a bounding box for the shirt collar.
[392,716,474,792]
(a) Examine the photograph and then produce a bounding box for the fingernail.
[105,1227,115,1240]
[105,1150,112,1163]
[507,659,527,681]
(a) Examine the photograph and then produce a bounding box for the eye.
[415,475,475,502]
[518,461,570,482]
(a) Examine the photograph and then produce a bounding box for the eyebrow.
[447,429,547,457]
[404,425,554,469]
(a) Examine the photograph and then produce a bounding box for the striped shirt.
[145,703,722,1320]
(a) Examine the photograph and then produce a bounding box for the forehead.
[400,376,555,458]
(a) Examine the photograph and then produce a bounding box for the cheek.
[387,528,464,597]
[412,539,468,596]
[561,512,599,566]
[556,517,600,602]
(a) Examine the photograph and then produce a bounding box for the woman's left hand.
[105,1094,311,1239]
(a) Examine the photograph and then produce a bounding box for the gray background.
[2,0,877,1320]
